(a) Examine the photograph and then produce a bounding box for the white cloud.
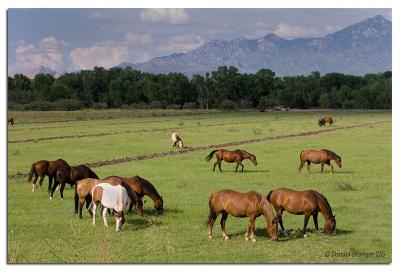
[139,9,189,24]
[156,34,205,54]
[124,33,152,46]
[69,41,128,70]
[10,37,65,75]
[273,23,322,39]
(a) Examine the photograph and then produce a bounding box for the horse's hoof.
[61,198,64,201]
[223,236,229,241]
[208,235,213,240]
[251,239,256,242]
[303,234,307,238]
[49,197,53,200]
[245,236,249,241]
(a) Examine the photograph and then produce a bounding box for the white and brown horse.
[91,183,128,231]
[171,132,184,149]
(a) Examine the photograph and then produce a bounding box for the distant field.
[7,110,391,263]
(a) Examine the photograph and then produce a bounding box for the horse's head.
[261,198,278,241]
[324,215,336,235]
[114,211,125,232]
[154,196,164,215]
[318,118,325,126]
[335,157,342,168]
[250,155,258,166]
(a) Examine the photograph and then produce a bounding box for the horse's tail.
[299,150,305,160]
[205,194,216,227]
[74,180,79,213]
[27,163,36,182]
[266,190,273,202]
[205,150,218,161]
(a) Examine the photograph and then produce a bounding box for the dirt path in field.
[8,120,389,179]
[8,120,265,143]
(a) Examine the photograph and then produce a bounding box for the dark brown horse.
[205,149,257,172]
[28,160,50,192]
[267,188,336,236]
[70,165,99,183]
[299,149,342,173]
[8,117,14,126]
[103,175,164,215]
[47,159,72,199]
[74,178,139,219]
[318,116,333,127]
[206,189,278,241]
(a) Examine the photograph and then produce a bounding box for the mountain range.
[119,15,391,76]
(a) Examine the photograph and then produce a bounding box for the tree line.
[8,66,392,111]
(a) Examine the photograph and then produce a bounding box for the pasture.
[7,109,391,263]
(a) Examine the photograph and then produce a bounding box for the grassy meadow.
[7,109,391,263]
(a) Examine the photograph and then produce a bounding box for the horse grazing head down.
[154,196,164,214]
[261,198,278,241]
[324,215,336,235]
[318,117,325,127]
[114,210,125,231]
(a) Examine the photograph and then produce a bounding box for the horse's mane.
[314,191,333,215]
[321,149,340,159]
[132,176,161,198]
[236,149,254,157]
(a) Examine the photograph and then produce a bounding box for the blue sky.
[7,8,392,76]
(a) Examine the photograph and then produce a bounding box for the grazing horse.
[103,175,164,215]
[299,149,342,173]
[206,149,257,172]
[267,188,336,236]
[91,183,128,231]
[28,160,50,192]
[206,189,278,241]
[8,117,14,126]
[75,178,139,219]
[70,165,99,183]
[171,132,184,149]
[48,159,72,200]
[318,116,333,127]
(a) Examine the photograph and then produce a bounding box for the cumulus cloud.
[157,34,205,54]
[273,23,322,39]
[124,33,152,46]
[139,9,189,24]
[69,41,128,70]
[10,37,65,76]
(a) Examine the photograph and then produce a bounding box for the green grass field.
[7,109,391,263]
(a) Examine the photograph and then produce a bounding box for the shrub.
[130,102,148,109]
[166,104,181,110]
[8,102,24,111]
[53,99,83,111]
[219,99,238,110]
[120,104,130,109]
[240,98,253,109]
[93,102,108,110]
[148,100,164,109]
[182,102,196,109]
[23,101,55,111]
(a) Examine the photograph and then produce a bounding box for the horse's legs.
[302,214,311,236]
[48,175,53,194]
[218,161,222,173]
[32,174,39,192]
[249,216,256,241]
[307,161,311,173]
[208,212,217,240]
[38,175,45,191]
[313,213,319,230]
[213,161,218,172]
[102,208,109,227]
[59,182,66,200]
[79,198,85,219]
[320,163,324,173]
[133,199,143,216]
[245,219,250,241]
[235,163,239,173]
[241,163,244,173]
[220,211,229,240]
[276,207,285,231]
[50,180,59,199]
[92,203,97,225]
[298,161,305,173]
[327,161,334,173]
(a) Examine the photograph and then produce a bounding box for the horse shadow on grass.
[308,170,354,175]
[128,207,183,217]
[125,216,166,231]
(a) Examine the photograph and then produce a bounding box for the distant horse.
[267,188,336,236]
[91,183,128,231]
[298,149,342,173]
[8,117,14,126]
[103,175,163,215]
[75,178,139,219]
[171,132,184,149]
[318,116,333,127]
[70,165,99,183]
[206,189,278,241]
[28,160,50,192]
[206,149,257,172]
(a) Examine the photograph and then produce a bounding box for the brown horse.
[206,189,278,241]
[267,188,336,237]
[28,160,50,192]
[318,116,333,127]
[74,178,139,219]
[48,159,72,199]
[8,117,14,126]
[103,175,164,215]
[205,149,257,172]
[70,165,99,183]
[299,149,342,173]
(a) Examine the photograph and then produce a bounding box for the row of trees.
[8,66,392,110]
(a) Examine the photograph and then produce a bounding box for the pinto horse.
[91,183,128,231]
[206,189,278,241]
[171,132,184,149]
[205,149,257,172]
[298,149,342,173]
[28,160,50,192]
[318,116,333,127]
[75,178,139,219]
[267,188,336,236]
[103,175,164,215]
[8,117,14,126]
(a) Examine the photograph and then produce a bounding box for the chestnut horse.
[206,189,278,241]
[74,178,139,219]
[205,149,257,172]
[318,116,333,127]
[103,175,164,215]
[267,188,336,237]
[28,160,50,192]
[299,149,342,173]
[8,117,14,126]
